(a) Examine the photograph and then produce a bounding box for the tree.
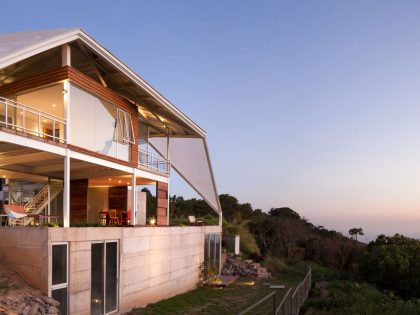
[361,234,420,299]
[349,227,364,241]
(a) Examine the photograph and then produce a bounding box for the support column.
[131,169,137,225]
[63,154,70,227]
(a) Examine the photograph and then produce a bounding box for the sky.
[2,0,420,241]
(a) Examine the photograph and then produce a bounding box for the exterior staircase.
[9,180,63,226]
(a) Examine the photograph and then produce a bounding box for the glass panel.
[23,110,39,136]
[209,234,215,271]
[7,106,19,129]
[214,234,221,273]
[105,242,118,313]
[0,101,6,125]
[40,116,54,139]
[52,287,68,315]
[138,122,148,151]
[52,245,67,286]
[204,234,210,264]
[91,243,104,315]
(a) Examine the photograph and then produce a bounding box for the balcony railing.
[138,149,170,174]
[0,96,67,143]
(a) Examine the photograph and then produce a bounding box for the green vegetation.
[131,259,304,315]
[140,191,420,313]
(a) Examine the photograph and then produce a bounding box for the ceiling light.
[108,178,111,181]
[118,180,121,184]
[52,103,56,107]
[2,175,6,178]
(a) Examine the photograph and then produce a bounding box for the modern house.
[0,29,222,314]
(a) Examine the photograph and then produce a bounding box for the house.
[0,29,222,314]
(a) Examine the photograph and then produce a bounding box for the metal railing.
[238,268,312,315]
[0,96,67,143]
[138,148,170,174]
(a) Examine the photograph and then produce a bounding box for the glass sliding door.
[204,233,221,274]
[91,241,119,315]
[91,243,104,315]
[105,242,118,313]
[51,243,68,315]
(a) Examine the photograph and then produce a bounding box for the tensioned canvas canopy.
[150,137,221,214]
[0,28,222,214]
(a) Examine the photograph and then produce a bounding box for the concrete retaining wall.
[49,225,221,314]
[0,227,48,293]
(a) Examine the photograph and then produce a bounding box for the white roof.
[0,29,76,60]
[0,28,205,137]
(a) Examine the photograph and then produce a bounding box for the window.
[51,243,68,315]
[91,241,119,315]
[115,109,134,144]
[204,233,221,273]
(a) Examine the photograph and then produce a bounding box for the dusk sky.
[3,1,420,240]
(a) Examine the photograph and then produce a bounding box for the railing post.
[273,292,276,315]
[5,99,8,125]
[38,113,41,137]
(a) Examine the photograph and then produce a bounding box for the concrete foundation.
[0,225,221,314]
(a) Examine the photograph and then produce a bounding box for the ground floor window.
[51,243,68,315]
[91,241,119,315]
[204,234,221,274]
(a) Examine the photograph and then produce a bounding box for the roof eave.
[0,29,206,138]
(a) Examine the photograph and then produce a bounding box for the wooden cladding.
[0,66,139,166]
[70,178,88,223]
[156,181,168,226]
[0,67,69,97]
[109,186,128,212]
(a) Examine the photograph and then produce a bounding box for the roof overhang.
[0,29,205,138]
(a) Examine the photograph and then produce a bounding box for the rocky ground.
[0,264,60,315]
[221,256,271,278]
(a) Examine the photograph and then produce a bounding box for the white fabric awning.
[150,136,221,215]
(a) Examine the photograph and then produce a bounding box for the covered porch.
[0,141,169,227]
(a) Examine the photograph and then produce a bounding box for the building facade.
[0,29,222,314]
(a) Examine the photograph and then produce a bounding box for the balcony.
[0,96,67,143]
[138,149,170,174]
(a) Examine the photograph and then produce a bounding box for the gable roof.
[0,28,205,138]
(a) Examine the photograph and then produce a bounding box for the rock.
[29,302,39,315]
[47,306,59,314]
[37,306,45,315]
[40,297,59,307]
[22,306,31,315]
[34,298,46,308]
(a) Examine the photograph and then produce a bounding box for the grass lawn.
[130,259,306,315]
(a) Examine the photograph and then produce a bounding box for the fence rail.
[238,268,311,315]
[0,96,67,143]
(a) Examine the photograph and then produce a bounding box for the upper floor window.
[115,109,135,144]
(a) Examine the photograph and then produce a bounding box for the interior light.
[149,217,156,226]
[118,180,122,184]
[127,182,130,185]
[2,175,5,178]
[108,178,111,181]
[52,103,56,107]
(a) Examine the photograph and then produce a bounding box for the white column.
[131,168,137,225]
[166,136,170,225]
[62,44,71,67]
[63,154,70,227]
